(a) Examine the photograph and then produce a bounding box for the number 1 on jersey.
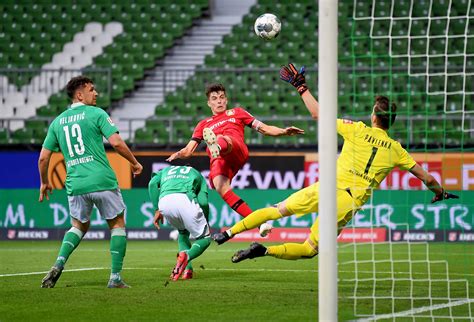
[364,147,378,174]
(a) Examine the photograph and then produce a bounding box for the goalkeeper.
[213,63,459,263]
[148,165,211,280]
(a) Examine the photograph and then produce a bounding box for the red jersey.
[192,107,255,143]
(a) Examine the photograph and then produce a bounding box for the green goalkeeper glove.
[279,63,308,95]
[431,189,459,203]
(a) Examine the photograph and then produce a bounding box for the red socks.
[222,189,252,217]
[217,136,232,154]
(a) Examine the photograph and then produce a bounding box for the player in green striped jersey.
[148,165,211,280]
[39,76,143,288]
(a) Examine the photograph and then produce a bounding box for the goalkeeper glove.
[279,63,308,95]
[431,189,459,203]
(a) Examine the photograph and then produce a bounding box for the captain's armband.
[251,119,263,131]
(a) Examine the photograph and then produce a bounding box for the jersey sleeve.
[42,121,60,152]
[191,119,205,142]
[395,144,417,170]
[148,172,162,211]
[96,109,119,139]
[337,119,365,139]
[235,108,255,127]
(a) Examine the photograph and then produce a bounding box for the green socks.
[186,237,211,261]
[110,228,127,276]
[178,231,193,270]
[178,231,211,269]
[55,227,84,268]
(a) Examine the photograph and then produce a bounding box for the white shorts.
[158,193,210,239]
[67,189,126,223]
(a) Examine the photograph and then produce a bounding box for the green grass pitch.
[0,241,473,321]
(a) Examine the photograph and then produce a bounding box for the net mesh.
[339,0,474,320]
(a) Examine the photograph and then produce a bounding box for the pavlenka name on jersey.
[364,134,392,149]
[66,155,94,168]
[208,118,236,130]
[59,112,86,125]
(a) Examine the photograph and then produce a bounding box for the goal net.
[337,0,474,320]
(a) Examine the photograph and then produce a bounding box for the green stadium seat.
[11,128,35,144]
[155,103,174,116]
[111,83,124,100]
[176,103,196,116]
[142,42,165,57]
[0,128,10,144]
[134,128,156,144]
[37,105,59,117]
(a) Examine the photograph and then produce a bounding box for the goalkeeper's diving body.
[148,165,211,281]
[213,63,459,263]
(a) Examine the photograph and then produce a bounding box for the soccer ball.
[254,13,281,40]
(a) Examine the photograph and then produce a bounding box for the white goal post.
[318,0,338,321]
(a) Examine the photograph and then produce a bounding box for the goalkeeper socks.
[231,207,282,235]
[110,227,127,274]
[267,241,318,260]
[222,189,252,217]
[178,231,193,270]
[187,237,211,261]
[55,227,84,268]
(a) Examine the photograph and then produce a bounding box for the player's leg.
[106,213,128,288]
[212,174,253,217]
[41,219,89,288]
[266,189,358,261]
[231,184,320,262]
[203,128,233,158]
[94,189,129,288]
[177,230,193,275]
[213,203,288,244]
[170,195,211,280]
[41,194,92,288]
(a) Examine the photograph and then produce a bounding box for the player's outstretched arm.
[280,63,320,120]
[108,133,143,177]
[256,122,305,136]
[301,90,320,120]
[409,164,459,203]
[166,140,198,162]
[38,147,53,202]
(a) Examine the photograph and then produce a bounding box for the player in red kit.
[167,83,304,236]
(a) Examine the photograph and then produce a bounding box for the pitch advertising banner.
[132,153,306,189]
[1,151,473,190]
[0,189,472,230]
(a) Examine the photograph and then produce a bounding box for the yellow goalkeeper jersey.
[336,119,417,206]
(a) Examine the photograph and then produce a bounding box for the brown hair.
[66,76,93,99]
[205,83,226,99]
[373,95,397,129]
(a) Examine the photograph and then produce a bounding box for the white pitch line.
[2,267,474,278]
[0,267,108,277]
[0,266,318,278]
[353,298,474,321]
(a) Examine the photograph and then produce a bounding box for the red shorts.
[208,136,249,189]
